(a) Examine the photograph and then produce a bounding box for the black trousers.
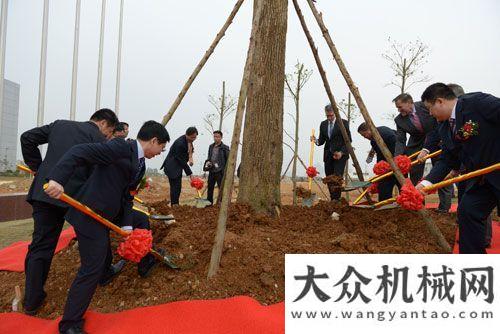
[324,155,348,201]
[168,176,182,205]
[59,213,110,332]
[378,176,398,201]
[207,171,223,204]
[131,210,155,273]
[457,181,494,252]
[24,200,67,309]
[457,181,499,254]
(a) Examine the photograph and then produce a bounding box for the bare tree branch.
[382,37,431,93]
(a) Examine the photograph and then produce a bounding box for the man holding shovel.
[161,127,198,205]
[44,121,169,334]
[417,83,500,254]
[311,104,351,201]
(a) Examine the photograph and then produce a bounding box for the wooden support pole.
[207,0,261,279]
[292,0,371,204]
[305,0,450,252]
[161,0,245,126]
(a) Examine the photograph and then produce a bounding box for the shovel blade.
[149,214,175,221]
[344,180,371,191]
[353,204,375,209]
[374,203,399,211]
[162,253,180,269]
[302,193,317,207]
[195,198,211,208]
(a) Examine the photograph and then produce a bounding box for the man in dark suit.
[204,130,230,204]
[393,93,438,184]
[311,104,352,200]
[358,123,398,201]
[44,121,169,334]
[112,121,129,138]
[19,109,118,316]
[160,127,197,205]
[416,83,500,254]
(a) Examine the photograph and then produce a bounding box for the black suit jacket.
[425,92,500,192]
[20,120,105,207]
[160,135,193,179]
[206,142,230,173]
[370,126,397,162]
[48,138,142,231]
[394,101,437,155]
[317,118,352,162]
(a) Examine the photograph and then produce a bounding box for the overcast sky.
[3,0,500,176]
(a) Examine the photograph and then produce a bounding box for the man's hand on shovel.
[44,180,64,199]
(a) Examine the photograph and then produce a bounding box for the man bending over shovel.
[44,121,169,334]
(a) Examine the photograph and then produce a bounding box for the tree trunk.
[237,0,288,213]
[219,81,226,131]
[401,58,407,93]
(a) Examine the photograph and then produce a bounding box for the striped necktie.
[449,118,456,135]
[135,158,145,183]
[410,112,423,132]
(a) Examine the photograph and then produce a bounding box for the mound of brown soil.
[0,201,456,319]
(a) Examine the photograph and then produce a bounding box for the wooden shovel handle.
[424,163,500,193]
[308,129,315,191]
[353,150,436,205]
[373,162,500,209]
[43,183,129,237]
[17,164,35,175]
[370,150,442,183]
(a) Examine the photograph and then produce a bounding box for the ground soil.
[0,200,457,319]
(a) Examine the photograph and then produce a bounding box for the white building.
[0,79,20,172]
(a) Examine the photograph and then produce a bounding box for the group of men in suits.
[314,83,499,255]
[21,110,170,334]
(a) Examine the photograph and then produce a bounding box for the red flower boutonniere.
[457,120,479,140]
[137,177,151,192]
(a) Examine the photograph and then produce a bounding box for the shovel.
[44,184,179,269]
[350,149,442,204]
[194,189,211,208]
[372,163,500,210]
[18,164,147,206]
[302,129,317,207]
[132,206,175,223]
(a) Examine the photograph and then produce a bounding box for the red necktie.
[410,112,423,133]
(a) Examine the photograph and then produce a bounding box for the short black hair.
[392,93,413,103]
[325,104,334,112]
[447,83,465,97]
[213,130,223,137]
[186,127,198,136]
[421,83,457,104]
[137,121,170,144]
[114,122,129,133]
[90,108,118,127]
[357,122,369,133]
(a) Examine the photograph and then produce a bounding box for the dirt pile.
[0,201,456,319]
[295,186,312,198]
[322,175,344,192]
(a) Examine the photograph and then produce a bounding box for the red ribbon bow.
[306,166,319,178]
[190,177,204,190]
[117,229,153,263]
[396,179,424,211]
